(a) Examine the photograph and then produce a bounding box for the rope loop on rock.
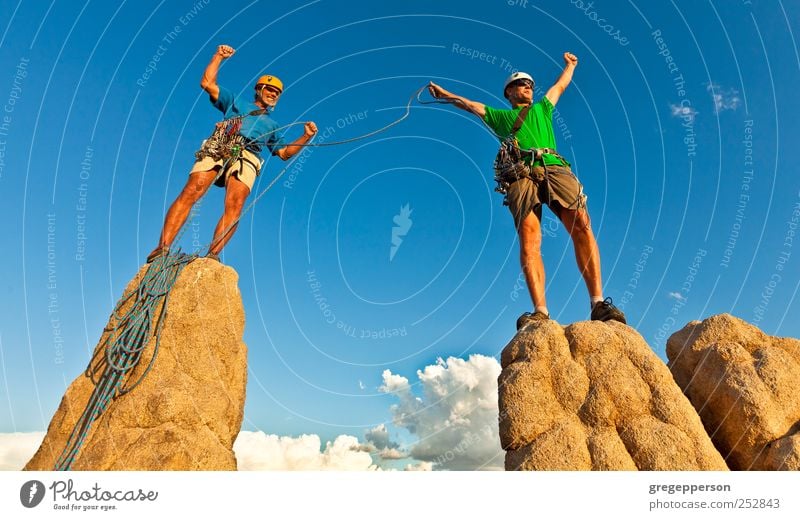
[54,251,195,471]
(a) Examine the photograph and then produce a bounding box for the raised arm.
[275,122,318,161]
[427,81,486,119]
[545,52,578,107]
[200,45,235,102]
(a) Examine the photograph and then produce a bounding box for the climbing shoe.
[146,245,169,263]
[205,251,221,263]
[516,310,550,330]
[590,297,626,324]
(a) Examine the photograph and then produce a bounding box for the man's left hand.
[304,121,318,137]
[564,52,578,67]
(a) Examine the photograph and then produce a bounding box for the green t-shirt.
[483,97,568,167]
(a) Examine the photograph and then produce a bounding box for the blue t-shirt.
[212,86,286,157]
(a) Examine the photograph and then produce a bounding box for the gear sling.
[194,108,267,187]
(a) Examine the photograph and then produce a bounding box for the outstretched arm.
[427,81,486,119]
[200,44,235,102]
[545,52,578,107]
[275,122,318,161]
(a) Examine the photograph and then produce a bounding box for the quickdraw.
[491,104,533,199]
[194,117,248,162]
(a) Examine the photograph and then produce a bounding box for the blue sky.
[1,0,799,469]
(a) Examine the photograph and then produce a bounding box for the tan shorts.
[505,164,588,229]
[190,149,263,191]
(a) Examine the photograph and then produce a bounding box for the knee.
[181,181,208,202]
[565,212,592,237]
[226,196,247,215]
[570,226,595,251]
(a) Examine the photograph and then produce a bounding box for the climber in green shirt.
[428,52,626,328]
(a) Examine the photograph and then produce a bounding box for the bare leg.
[208,174,250,255]
[518,211,547,309]
[559,208,603,299]
[153,170,217,253]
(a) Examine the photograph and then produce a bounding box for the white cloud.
[380,355,504,470]
[234,431,377,470]
[707,82,741,113]
[2,431,378,471]
[670,103,698,123]
[668,291,686,301]
[379,370,411,394]
[0,432,44,470]
[378,448,406,460]
[361,424,409,461]
[364,423,399,451]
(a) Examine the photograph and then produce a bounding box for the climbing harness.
[488,104,577,211]
[193,108,272,188]
[195,119,245,162]
[195,108,267,162]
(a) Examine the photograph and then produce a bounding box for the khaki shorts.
[505,164,587,229]
[190,149,263,191]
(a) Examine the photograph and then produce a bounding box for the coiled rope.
[54,252,194,470]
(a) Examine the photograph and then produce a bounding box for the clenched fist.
[564,52,578,67]
[304,121,318,137]
[217,45,235,59]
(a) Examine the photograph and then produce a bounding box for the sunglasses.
[510,79,533,89]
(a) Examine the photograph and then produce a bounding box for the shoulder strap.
[223,108,266,123]
[510,104,532,135]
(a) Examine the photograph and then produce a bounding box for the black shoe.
[591,297,626,324]
[516,310,550,330]
[205,251,221,263]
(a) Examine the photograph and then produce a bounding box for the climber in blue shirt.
[147,44,317,263]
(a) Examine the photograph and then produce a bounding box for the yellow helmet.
[255,75,283,93]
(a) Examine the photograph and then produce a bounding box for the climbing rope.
[247,85,429,147]
[206,85,432,253]
[54,251,195,470]
[415,88,508,140]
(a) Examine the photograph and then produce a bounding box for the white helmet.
[503,71,534,98]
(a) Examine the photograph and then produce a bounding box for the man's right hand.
[427,81,485,119]
[202,46,233,101]
[428,81,445,99]
[217,45,235,59]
